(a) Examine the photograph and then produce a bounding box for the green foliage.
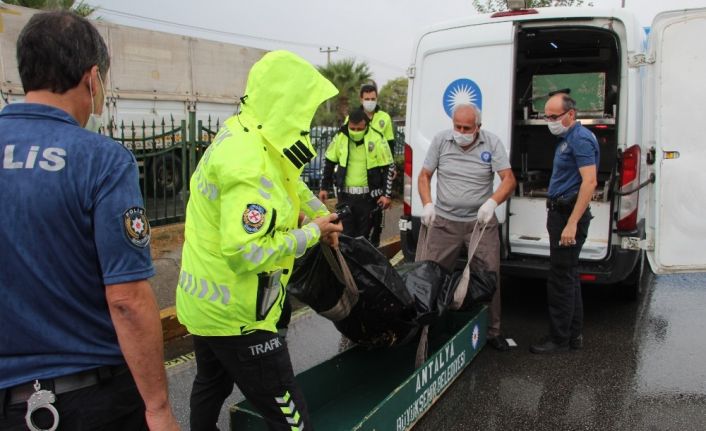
[72,0,96,17]
[3,0,52,8]
[3,0,97,17]
[472,0,591,13]
[312,103,338,128]
[316,59,372,125]
[378,77,408,120]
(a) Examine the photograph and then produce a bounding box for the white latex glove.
[477,198,498,224]
[421,203,436,226]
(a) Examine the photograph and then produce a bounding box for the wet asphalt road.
[166,266,706,430]
[414,270,706,431]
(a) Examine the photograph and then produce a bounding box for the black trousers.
[546,207,592,344]
[337,193,378,241]
[0,366,146,431]
[190,331,310,431]
[368,207,384,248]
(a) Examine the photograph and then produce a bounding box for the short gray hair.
[560,94,577,112]
[451,103,482,126]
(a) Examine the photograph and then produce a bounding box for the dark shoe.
[529,337,569,354]
[570,334,583,350]
[487,335,510,351]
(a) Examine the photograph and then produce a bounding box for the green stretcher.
[230,305,487,430]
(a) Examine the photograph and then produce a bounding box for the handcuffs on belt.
[25,380,59,431]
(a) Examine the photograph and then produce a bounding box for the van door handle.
[614,173,656,196]
[646,147,656,165]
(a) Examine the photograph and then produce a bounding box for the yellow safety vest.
[344,139,369,187]
[176,51,337,336]
[369,109,395,144]
[345,108,395,144]
[324,128,393,171]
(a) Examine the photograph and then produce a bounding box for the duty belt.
[342,186,369,195]
[546,195,578,212]
[3,364,128,405]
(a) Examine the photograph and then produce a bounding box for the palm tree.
[317,59,372,124]
[3,0,97,17]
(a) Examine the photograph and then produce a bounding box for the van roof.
[417,6,642,54]
[423,6,639,34]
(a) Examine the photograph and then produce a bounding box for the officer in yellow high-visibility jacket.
[176,50,342,431]
[359,82,396,153]
[342,83,396,155]
[359,82,396,246]
[318,108,395,243]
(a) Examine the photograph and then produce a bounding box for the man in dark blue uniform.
[0,11,178,430]
[530,93,598,354]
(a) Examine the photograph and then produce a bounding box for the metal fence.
[103,112,405,226]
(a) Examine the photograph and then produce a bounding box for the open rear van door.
[645,8,706,274]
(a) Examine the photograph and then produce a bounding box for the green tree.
[472,0,591,13]
[378,77,408,121]
[316,58,372,124]
[3,0,97,17]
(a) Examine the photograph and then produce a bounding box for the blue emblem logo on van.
[443,78,483,118]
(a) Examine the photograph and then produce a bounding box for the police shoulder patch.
[379,119,385,128]
[123,207,151,248]
[243,203,267,234]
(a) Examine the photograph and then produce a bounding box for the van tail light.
[491,9,538,18]
[403,143,413,216]
[617,145,640,231]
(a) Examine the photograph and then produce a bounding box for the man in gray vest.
[417,103,516,350]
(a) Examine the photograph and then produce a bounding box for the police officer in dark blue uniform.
[0,11,178,430]
[530,93,599,354]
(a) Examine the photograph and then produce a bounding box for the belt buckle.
[345,186,368,195]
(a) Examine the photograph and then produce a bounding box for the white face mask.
[453,131,476,146]
[362,100,377,113]
[84,114,103,133]
[547,120,569,136]
[85,72,105,133]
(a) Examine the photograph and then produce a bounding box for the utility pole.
[319,46,339,65]
[621,0,626,7]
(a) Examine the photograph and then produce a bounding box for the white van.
[399,6,706,297]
